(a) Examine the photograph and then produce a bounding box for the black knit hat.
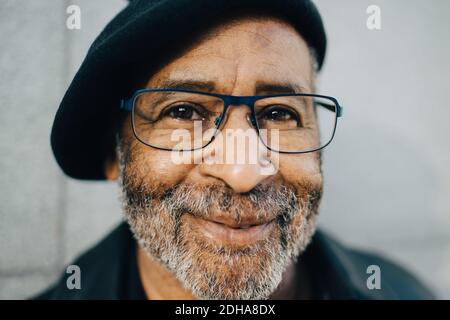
[51,0,327,180]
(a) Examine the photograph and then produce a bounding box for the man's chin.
[174,248,286,300]
[165,219,289,300]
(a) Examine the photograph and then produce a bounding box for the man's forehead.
[184,16,311,63]
[145,16,313,92]
[200,15,298,45]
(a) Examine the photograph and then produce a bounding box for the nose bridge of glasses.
[224,95,256,106]
[215,95,257,128]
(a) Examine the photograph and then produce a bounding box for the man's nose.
[198,106,276,193]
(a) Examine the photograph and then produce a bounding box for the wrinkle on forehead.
[203,28,274,50]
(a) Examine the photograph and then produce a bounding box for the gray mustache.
[158,182,301,223]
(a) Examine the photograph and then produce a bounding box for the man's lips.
[185,214,276,246]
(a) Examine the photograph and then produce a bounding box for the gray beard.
[117,148,321,300]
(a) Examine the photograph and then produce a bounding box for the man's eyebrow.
[255,82,309,95]
[155,79,309,95]
[157,79,216,92]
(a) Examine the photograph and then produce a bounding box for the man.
[38,0,433,299]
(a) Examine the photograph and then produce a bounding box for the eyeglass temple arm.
[315,101,343,117]
[120,99,133,111]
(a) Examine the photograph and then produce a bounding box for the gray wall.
[0,0,449,299]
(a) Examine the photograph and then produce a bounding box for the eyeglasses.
[120,88,343,153]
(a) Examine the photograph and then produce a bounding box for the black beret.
[51,0,327,180]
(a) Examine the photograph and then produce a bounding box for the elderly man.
[38,0,432,299]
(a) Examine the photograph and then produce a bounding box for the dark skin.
[106,16,321,300]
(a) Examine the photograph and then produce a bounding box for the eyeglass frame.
[120,88,343,154]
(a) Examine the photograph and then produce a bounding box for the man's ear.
[104,157,119,181]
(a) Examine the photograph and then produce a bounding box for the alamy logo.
[66,265,81,290]
[66,5,81,30]
[366,265,381,290]
[169,126,280,176]
[366,5,381,30]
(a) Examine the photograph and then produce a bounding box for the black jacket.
[35,222,434,300]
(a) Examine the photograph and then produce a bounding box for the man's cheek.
[279,154,322,183]
[130,148,195,186]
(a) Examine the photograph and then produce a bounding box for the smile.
[185,214,275,246]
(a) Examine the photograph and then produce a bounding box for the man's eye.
[259,106,300,123]
[162,104,204,120]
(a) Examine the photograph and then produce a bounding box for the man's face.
[117,16,323,299]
